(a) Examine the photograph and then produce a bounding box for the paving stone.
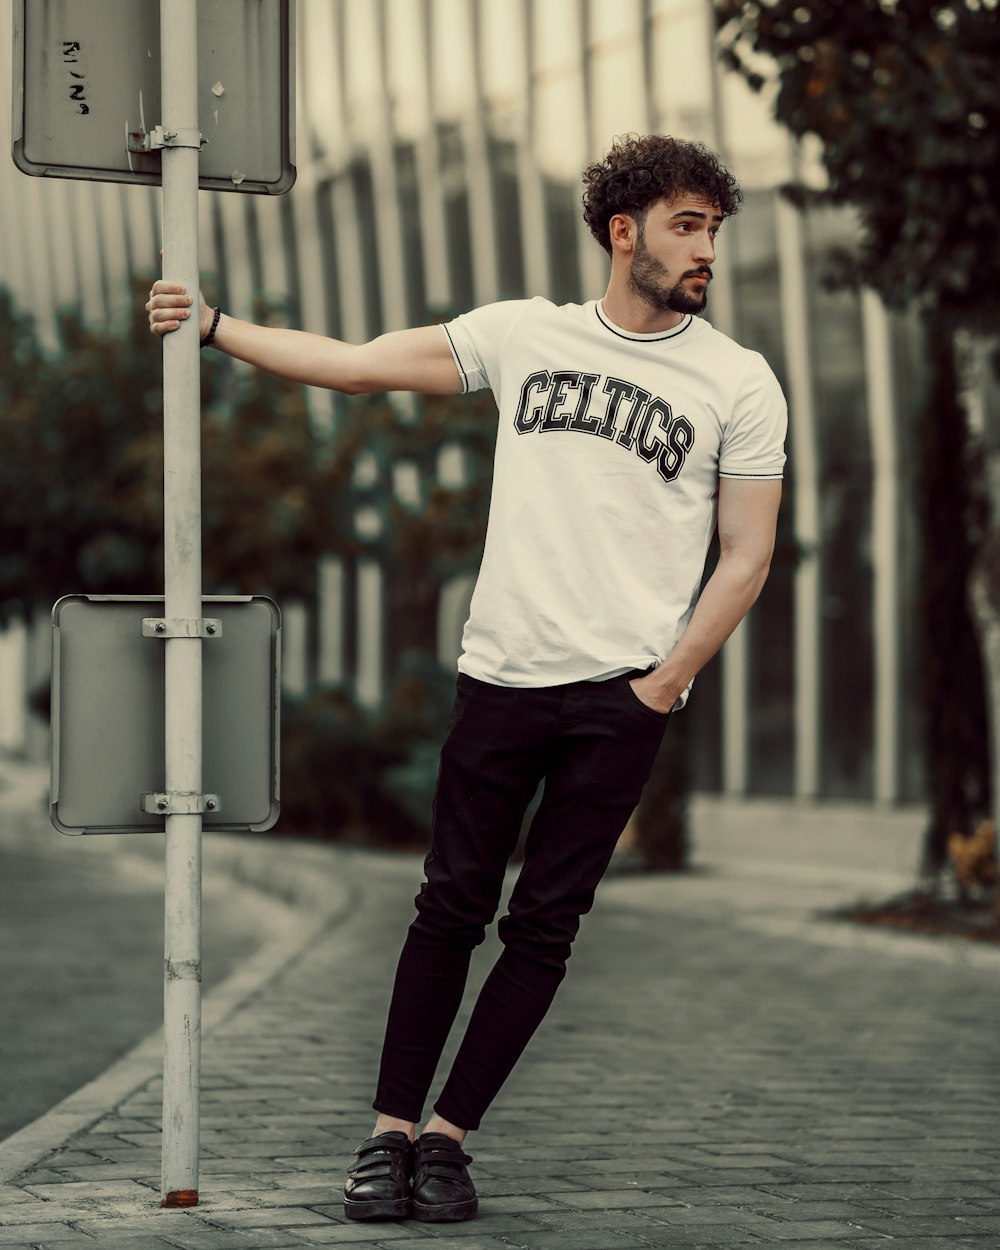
[1,1203,92,1225]
[291,1226,418,1245]
[78,1154,166,1172]
[545,1170,682,1193]
[673,1154,800,1170]
[762,1182,994,1201]
[154,1226,320,1249]
[775,1245,891,1250]
[0,1191,37,1207]
[22,1180,157,1202]
[859,1199,997,1217]
[565,1155,683,1176]
[361,1240,520,1250]
[197,1207,339,1230]
[612,1227,761,1248]
[718,1220,876,1239]
[72,1240,180,1250]
[0,1244,81,1249]
[255,1190,341,1207]
[645,1168,804,1187]
[858,1215,996,1236]
[662,1186,798,1207]
[956,1215,1000,1231]
[513,1231,654,1248]
[13,1169,77,1184]
[114,1133,174,1149]
[29,1151,112,1168]
[195,1159,300,1176]
[271,1174,341,1191]
[848,1242,992,1250]
[540,1188,698,1210]
[0,1225,95,1241]
[529,1208,695,1233]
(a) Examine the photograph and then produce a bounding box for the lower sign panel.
[51,595,281,834]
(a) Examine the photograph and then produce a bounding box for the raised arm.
[630,475,782,714]
[146,282,463,396]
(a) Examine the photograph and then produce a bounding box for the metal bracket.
[142,617,222,639]
[142,792,221,816]
[127,125,205,154]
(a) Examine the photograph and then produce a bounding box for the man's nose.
[695,234,716,264]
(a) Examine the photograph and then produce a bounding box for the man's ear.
[608,213,636,254]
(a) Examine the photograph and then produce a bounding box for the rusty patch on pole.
[162,1188,199,1208]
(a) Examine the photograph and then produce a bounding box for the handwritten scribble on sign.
[62,40,89,115]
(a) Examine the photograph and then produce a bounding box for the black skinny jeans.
[373,670,671,1131]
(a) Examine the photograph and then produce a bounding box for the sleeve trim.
[441,324,469,395]
[719,469,785,480]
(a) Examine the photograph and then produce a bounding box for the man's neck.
[600,282,685,335]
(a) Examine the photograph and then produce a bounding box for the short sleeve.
[719,353,787,480]
[442,300,534,394]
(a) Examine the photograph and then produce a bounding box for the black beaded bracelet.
[200,306,221,349]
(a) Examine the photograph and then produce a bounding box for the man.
[148,134,786,1224]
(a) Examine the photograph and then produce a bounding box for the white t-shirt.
[442,297,787,706]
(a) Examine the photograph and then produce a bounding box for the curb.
[0,761,363,1187]
[0,882,357,1188]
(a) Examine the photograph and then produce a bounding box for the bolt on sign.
[11,0,295,193]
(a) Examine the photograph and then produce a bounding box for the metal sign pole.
[15,0,293,1206]
[158,0,204,1209]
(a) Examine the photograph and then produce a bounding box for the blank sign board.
[51,595,281,834]
[12,0,295,193]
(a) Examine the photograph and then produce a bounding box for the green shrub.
[277,655,457,849]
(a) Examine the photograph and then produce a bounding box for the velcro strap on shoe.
[418,1160,471,1182]
[354,1136,409,1158]
[348,1157,393,1179]
[349,1138,409,1180]
[415,1144,472,1168]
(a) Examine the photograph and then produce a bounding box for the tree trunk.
[965,336,1000,869]
[916,319,991,874]
[632,708,690,871]
[969,554,1000,864]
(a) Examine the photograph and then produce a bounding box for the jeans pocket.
[620,674,672,723]
[443,678,474,739]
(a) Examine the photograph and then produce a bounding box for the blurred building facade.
[0,0,926,804]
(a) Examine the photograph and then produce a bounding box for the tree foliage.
[0,284,495,622]
[0,290,164,618]
[716,0,1000,330]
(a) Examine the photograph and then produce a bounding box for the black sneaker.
[411,1132,478,1222]
[343,1130,412,1220]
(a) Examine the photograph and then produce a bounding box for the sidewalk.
[1,759,999,1249]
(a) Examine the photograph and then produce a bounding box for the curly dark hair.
[582,134,744,255]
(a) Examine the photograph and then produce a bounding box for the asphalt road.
[0,827,273,1141]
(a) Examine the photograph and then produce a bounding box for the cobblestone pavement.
[1,781,999,1248]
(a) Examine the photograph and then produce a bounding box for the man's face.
[626,194,722,316]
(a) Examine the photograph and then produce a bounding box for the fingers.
[146,282,194,337]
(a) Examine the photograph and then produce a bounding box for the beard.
[628,233,709,316]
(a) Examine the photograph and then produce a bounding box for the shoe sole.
[343,1197,412,1220]
[411,1196,479,1222]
